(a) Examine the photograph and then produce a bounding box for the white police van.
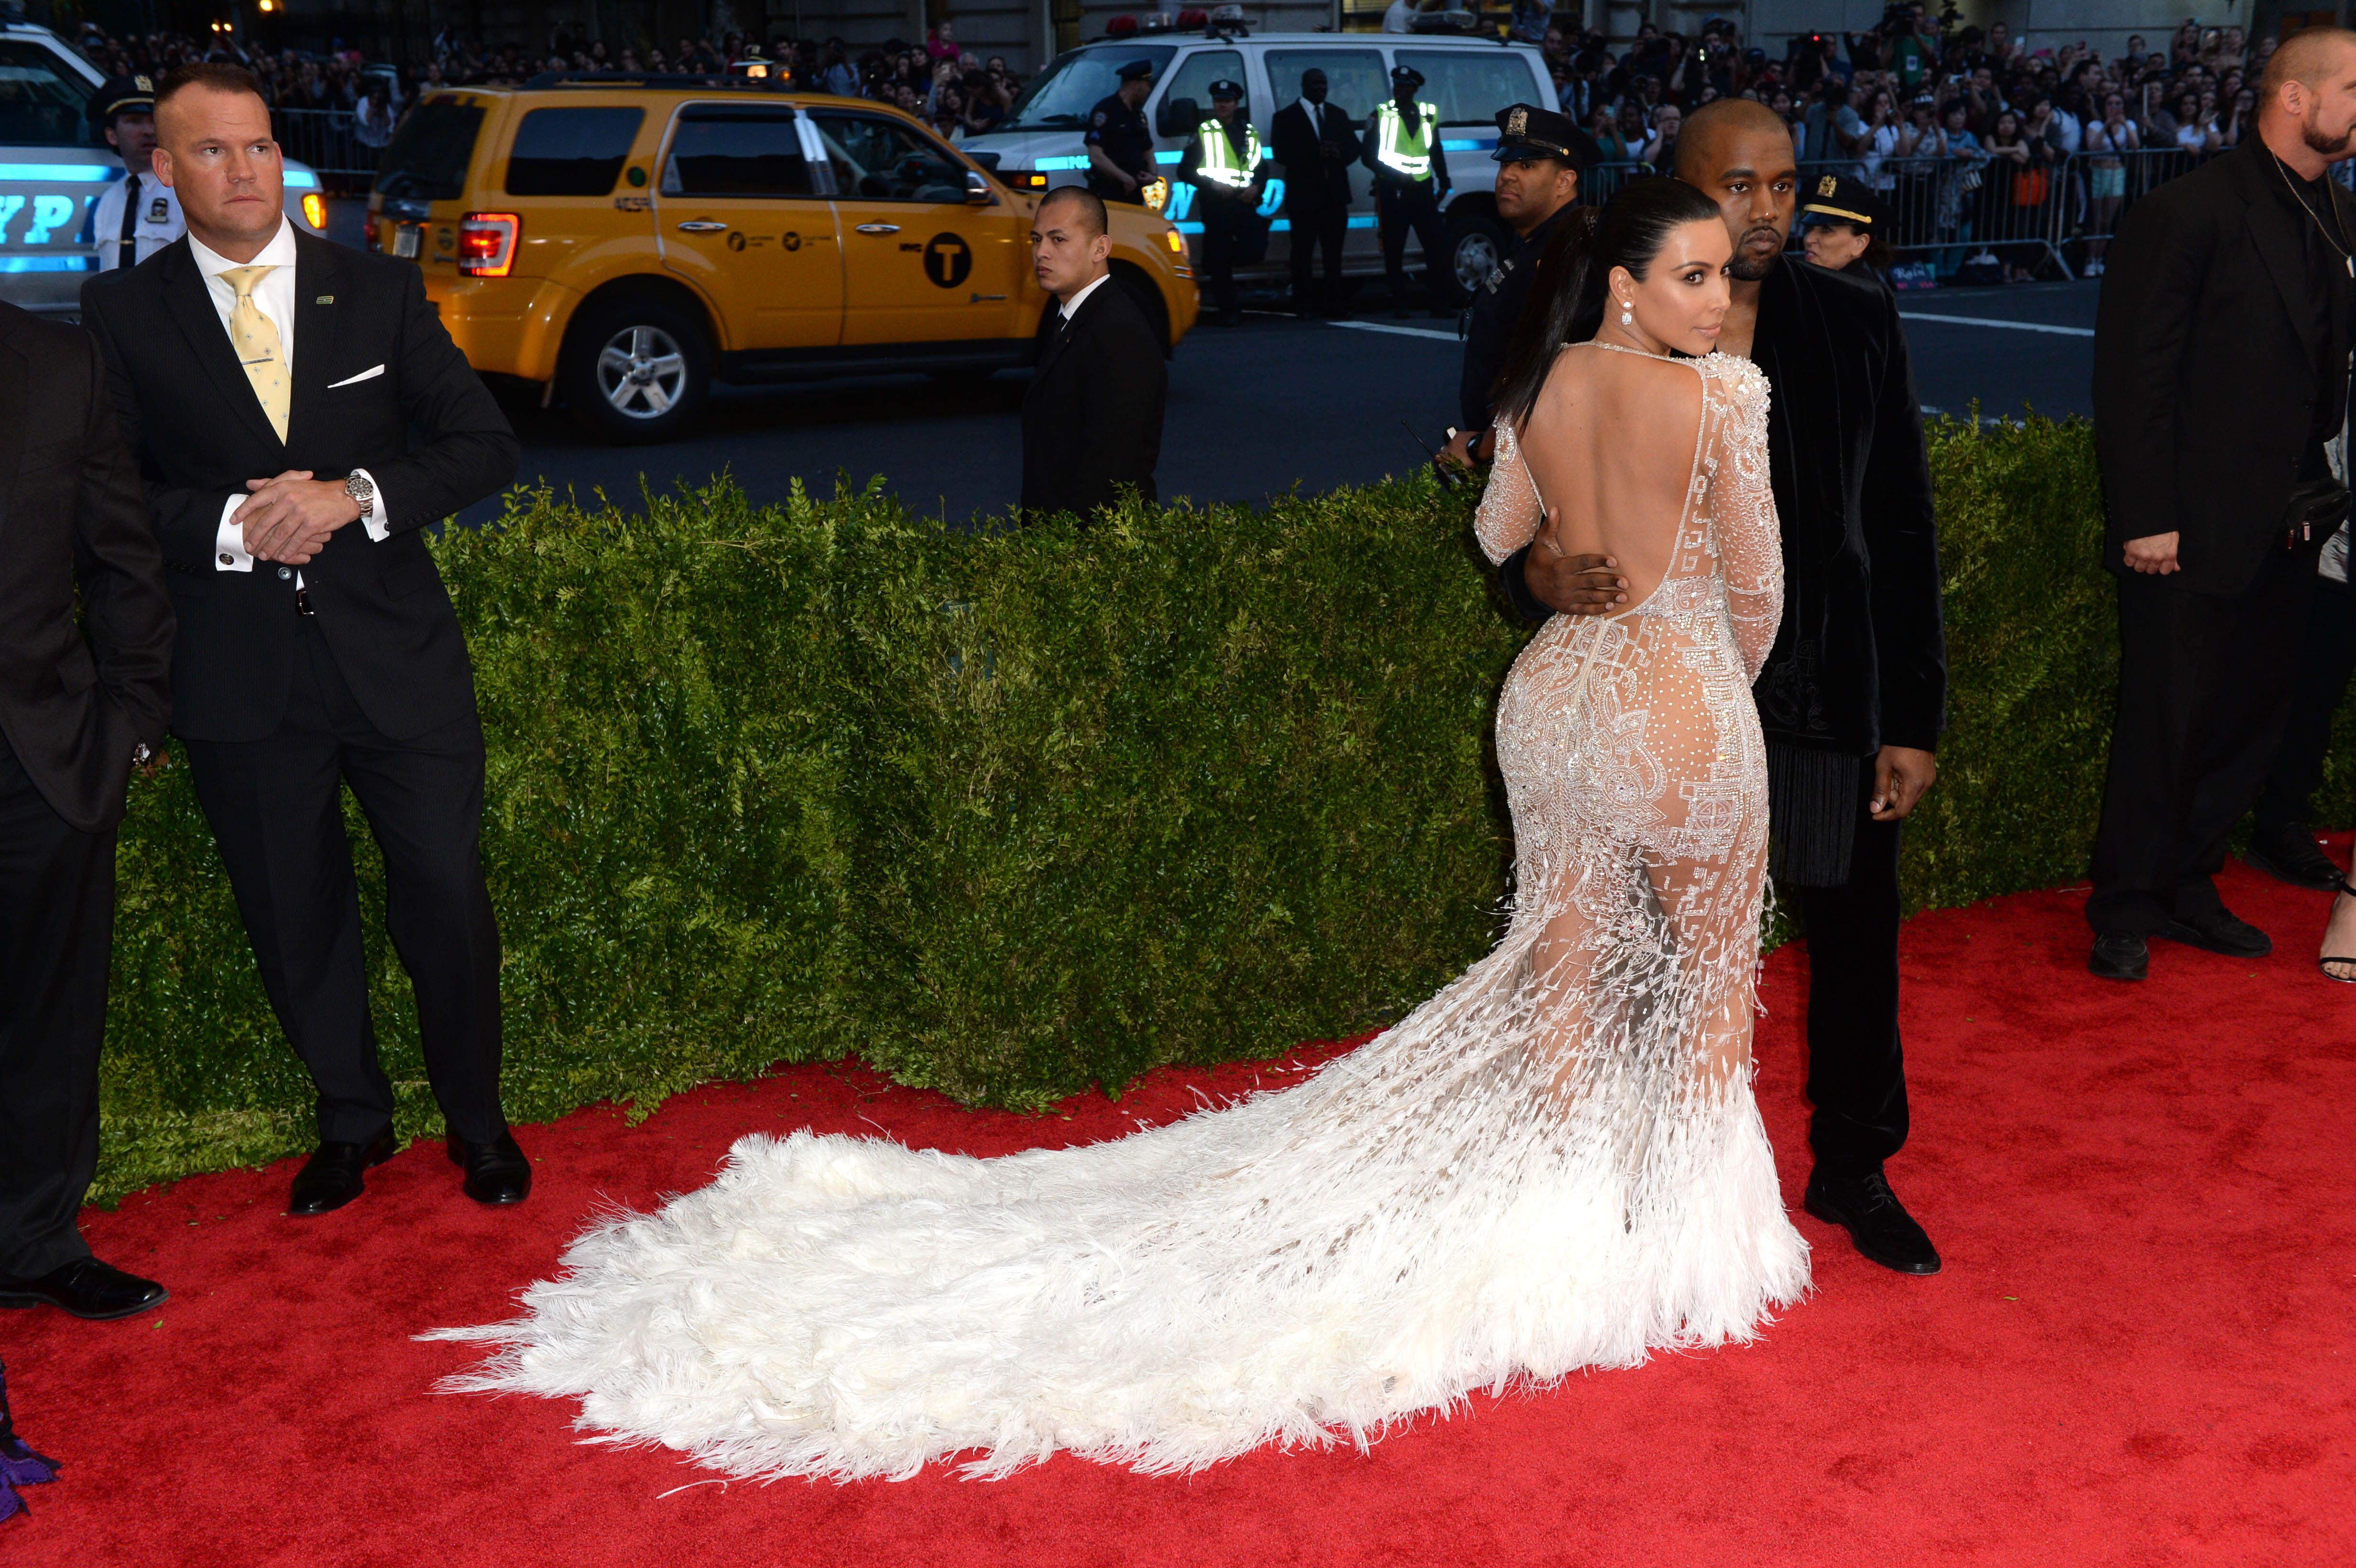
[962,28,1554,298]
[0,20,328,318]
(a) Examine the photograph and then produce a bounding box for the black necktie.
[1309,103,1322,137]
[118,174,140,270]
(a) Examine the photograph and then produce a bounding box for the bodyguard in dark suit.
[1504,102,1947,1276]
[79,64,526,1216]
[1270,69,1359,317]
[1021,186,1166,520]
[2088,33,2356,981]
[0,303,174,1322]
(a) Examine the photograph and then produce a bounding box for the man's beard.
[2302,111,2356,159]
[1728,226,1785,281]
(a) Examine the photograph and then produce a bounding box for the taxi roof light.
[457,212,520,278]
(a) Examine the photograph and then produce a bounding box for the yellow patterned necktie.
[221,264,289,442]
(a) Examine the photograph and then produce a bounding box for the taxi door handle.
[675,220,730,233]
[854,222,901,235]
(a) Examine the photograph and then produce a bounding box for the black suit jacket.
[1019,279,1166,520]
[2094,137,2354,595]
[0,302,173,832]
[1270,100,1359,210]
[1504,259,1945,757]
[80,230,519,743]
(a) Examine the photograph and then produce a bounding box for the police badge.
[1507,107,1527,137]
[148,196,169,223]
[1817,174,1839,196]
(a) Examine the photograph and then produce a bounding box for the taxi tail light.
[1165,229,1184,254]
[301,192,327,230]
[457,212,520,277]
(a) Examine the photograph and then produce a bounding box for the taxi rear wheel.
[560,294,713,443]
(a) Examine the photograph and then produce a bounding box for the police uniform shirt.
[1459,201,1574,429]
[1085,93,1155,183]
[91,170,185,271]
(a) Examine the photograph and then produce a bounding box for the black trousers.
[180,624,505,1147]
[1793,758,1909,1180]
[2088,553,2316,935]
[0,736,114,1277]
[2256,580,2356,833]
[1198,197,1267,318]
[1286,198,1347,309]
[1376,185,1450,305]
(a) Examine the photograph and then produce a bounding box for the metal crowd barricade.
[272,106,386,196]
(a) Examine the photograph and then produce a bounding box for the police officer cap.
[1492,103,1591,169]
[1116,59,1157,82]
[1389,65,1424,90]
[1798,173,1891,234]
[88,73,156,131]
[1207,78,1244,100]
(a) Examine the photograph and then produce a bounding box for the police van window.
[1002,44,1175,129]
[0,42,102,146]
[1154,50,1244,137]
[807,112,965,203]
[662,106,816,196]
[1263,49,1386,122]
[1393,51,1538,125]
[376,100,486,204]
[505,106,644,196]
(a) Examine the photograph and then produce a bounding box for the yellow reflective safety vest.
[1373,98,1437,182]
[1194,116,1262,190]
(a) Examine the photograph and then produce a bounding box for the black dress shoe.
[288,1132,396,1217]
[2245,820,2345,892]
[0,1257,169,1320]
[2154,904,2271,958]
[447,1131,532,1206]
[2089,931,2149,981]
[1804,1168,1942,1275]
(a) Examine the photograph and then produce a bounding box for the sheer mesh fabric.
[430,349,1808,1485]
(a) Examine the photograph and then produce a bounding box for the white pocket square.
[326,364,386,388]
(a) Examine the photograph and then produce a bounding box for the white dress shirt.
[1298,97,1325,138]
[195,218,388,575]
[1059,270,1113,322]
[91,169,184,271]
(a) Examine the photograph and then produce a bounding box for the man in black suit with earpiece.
[1020,186,1166,521]
[80,63,524,1219]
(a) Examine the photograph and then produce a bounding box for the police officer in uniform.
[1797,174,1895,290]
[1178,79,1268,327]
[87,75,183,272]
[1085,60,1160,206]
[1362,65,1452,318]
[1446,103,1596,464]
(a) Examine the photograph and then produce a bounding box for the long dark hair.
[1489,177,1727,429]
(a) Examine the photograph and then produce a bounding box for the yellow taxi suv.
[367,73,1198,441]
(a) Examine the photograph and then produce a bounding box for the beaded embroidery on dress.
[429,348,1809,1484]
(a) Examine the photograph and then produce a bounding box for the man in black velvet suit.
[2089,33,2356,981]
[79,63,527,1217]
[0,302,175,1322]
[1500,100,1948,1276]
[1020,186,1166,521]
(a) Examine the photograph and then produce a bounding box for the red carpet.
[9,850,2355,1566]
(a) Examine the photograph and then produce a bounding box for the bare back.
[1515,343,1706,610]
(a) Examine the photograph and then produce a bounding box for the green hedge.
[92,415,2356,1203]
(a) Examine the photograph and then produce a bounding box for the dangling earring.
[1618,302,1633,327]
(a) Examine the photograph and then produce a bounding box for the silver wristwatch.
[131,741,153,768]
[344,471,375,513]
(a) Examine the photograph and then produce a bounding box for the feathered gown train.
[429,349,1809,1481]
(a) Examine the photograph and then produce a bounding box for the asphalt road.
[463,277,2098,529]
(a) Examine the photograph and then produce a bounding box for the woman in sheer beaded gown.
[431,180,1809,1482]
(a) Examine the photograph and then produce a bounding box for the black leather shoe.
[2245,821,2344,892]
[287,1132,396,1217]
[2089,931,2149,981]
[1804,1168,1942,1275]
[2154,905,2271,958]
[0,1257,169,1320]
[447,1131,532,1206]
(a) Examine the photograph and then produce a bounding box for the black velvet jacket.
[1501,258,1945,757]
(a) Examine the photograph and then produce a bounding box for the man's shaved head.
[1037,184,1108,239]
[2261,26,2356,102]
[1674,99,1799,282]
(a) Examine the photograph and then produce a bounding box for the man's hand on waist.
[236,470,362,566]
[1524,512,1628,616]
